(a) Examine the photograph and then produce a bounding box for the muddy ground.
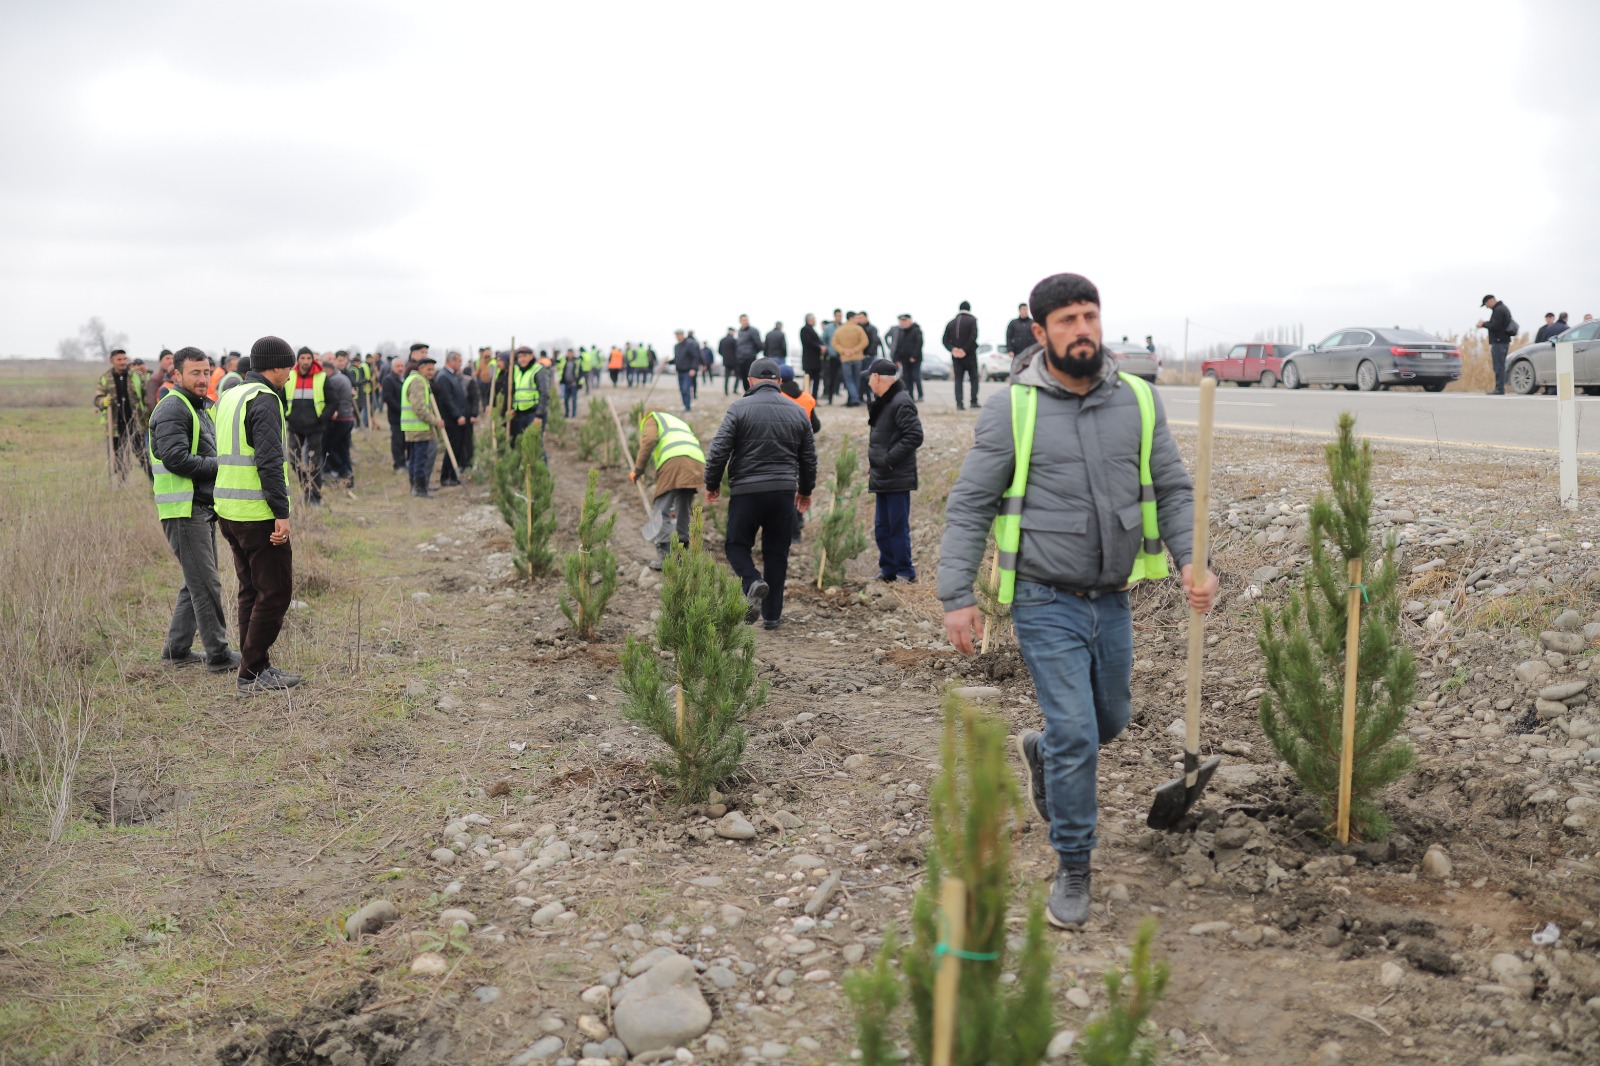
[4,376,1599,1066]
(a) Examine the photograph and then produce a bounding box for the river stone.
[344,899,399,940]
[1421,845,1453,880]
[1541,631,1585,656]
[714,811,757,840]
[612,953,713,1054]
[1515,660,1553,685]
[510,1035,566,1064]
[1540,679,1590,702]
[1553,609,1583,632]
[1046,1030,1078,1060]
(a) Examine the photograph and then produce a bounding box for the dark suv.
[1279,327,1460,391]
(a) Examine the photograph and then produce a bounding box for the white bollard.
[1556,340,1578,510]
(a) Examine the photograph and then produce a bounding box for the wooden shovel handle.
[1184,378,1216,781]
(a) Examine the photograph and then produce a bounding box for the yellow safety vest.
[401,372,431,433]
[648,412,705,469]
[511,363,540,412]
[150,389,204,519]
[995,372,1167,604]
[291,370,326,418]
[214,382,290,522]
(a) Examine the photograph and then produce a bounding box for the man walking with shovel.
[937,273,1218,929]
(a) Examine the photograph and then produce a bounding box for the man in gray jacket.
[937,272,1217,930]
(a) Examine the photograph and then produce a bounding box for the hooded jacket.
[704,381,818,497]
[866,380,923,493]
[936,347,1194,610]
[149,387,218,508]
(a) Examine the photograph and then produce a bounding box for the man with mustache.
[937,272,1218,931]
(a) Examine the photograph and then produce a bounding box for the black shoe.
[1015,730,1048,823]
[239,667,303,694]
[440,477,461,487]
[205,649,242,674]
[970,401,981,409]
[1048,862,1092,929]
[762,618,782,631]
[956,405,966,411]
[878,574,896,583]
[899,575,917,584]
[161,649,203,668]
[744,580,769,624]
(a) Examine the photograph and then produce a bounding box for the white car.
[980,343,1014,381]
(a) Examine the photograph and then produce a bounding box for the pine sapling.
[560,468,618,640]
[1258,413,1416,838]
[815,439,870,586]
[512,423,556,579]
[618,506,766,802]
[1077,919,1171,1066]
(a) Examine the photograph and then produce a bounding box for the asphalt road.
[1157,385,1600,455]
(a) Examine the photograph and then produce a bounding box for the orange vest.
[788,390,816,419]
[207,366,223,402]
[608,349,624,370]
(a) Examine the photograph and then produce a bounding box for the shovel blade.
[1146,754,1223,830]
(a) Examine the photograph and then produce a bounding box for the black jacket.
[764,328,787,361]
[863,322,884,359]
[718,334,739,365]
[1485,302,1515,345]
[1005,315,1034,356]
[238,371,292,520]
[867,381,923,493]
[943,312,979,358]
[150,388,218,508]
[799,324,824,374]
[381,370,405,423]
[433,368,467,422]
[735,326,763,363]
[704,381,818,497]
[673,339,700,373]
[893,323,924,365]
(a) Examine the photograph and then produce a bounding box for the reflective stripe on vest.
[994,372,1167,605]
[511,364,540,411]
[400,373,430,432]
[213,381,290,522]
[218,371,243,393]
[648,412,705,469]
[150,389,201,519]
[292,370,326,418]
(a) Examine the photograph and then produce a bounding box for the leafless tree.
[72,316,128,362]
[57,337,85,361]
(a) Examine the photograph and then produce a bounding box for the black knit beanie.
[1029,273,1100,324]
[250,336,296,370]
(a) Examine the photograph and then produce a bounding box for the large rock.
[1514,660,1553,685]
[613,953,713,1054]
[1540,631,1585,656]
[343,899,399,940]
[1540,679,1590,702]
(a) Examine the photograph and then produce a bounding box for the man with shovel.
[937,272,1218,930]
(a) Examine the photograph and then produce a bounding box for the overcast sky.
[2,0,1594,361]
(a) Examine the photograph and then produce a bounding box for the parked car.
[1506,319,1600,395]
[919,346,952,380]
[1201,342,1302,387]
[1279,327,1460,391]
[980,343,1013,381]
[1107,340,1160,382]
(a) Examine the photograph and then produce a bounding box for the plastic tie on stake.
[933,942,999,962]
[1348,583,1369,603]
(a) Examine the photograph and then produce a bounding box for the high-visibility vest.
[607,348,624,370]
[628,346,649,368]
[207,367,223,403]
[511,364,540,411]
[995,373,1166,604]
[218,371,243,393]
[788,389,816,420]
[647,411,705,469]
[214,382,290,522]
[292,370,326,418]
[150,389,204,519]
[401,373,431,433]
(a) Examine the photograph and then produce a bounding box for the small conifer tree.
[618,506,766,802]
[546,403,568,445]
[815,439,870,586]
[560,469,618,640]
[510,424,556,579]
[1077,920,1171,1066]
[847,694,1055,1066]
[1258,413,1416,838]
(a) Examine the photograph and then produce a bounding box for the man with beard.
[94,348,150,479]
[937,272,1217,930]
[286,347,333,506]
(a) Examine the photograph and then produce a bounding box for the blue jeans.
[407,437,436,484]
[873,491,914,579]
[561,383,580,417]
[678,372,695,411]
[1490,342,1509,393]
[840,360,863,405]
[1009,581,1133,866]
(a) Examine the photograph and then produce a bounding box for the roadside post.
[1556,340,1578,510]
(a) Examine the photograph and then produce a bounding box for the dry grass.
[0,359,101,408]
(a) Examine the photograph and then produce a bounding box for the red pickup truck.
[1201,342,1302,387]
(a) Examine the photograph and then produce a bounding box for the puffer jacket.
[149,388,218,508]
[764,328,787,360]
[735,326,764,363]
[866,380,923,493]
[704,381,818,497]
[936,348,1194,610]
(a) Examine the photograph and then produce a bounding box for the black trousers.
[218,517,292,679]
[822,360,841,403]
[953,357,981,407]
[442,422,470,482]
[388,413,406,469]
[289,429,324,503]
[725,489,797,623]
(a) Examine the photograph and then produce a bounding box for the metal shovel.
[1147,377,1220,830]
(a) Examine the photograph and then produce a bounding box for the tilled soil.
[41,382,1600,1066]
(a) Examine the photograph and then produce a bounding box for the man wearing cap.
[500,346,548,442]
[890,313,925,402]
[150,346,240,674]
[865,359,923,583]
[704,357,818,630]
[1476,294,1516,395]
[633,408,707,569]
[672,329,700,413]
[938,273,1217,929]
[943,301,981,411]
[214,336,302,693]
[403,350,446,496]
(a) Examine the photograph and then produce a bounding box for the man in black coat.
[891,313,925,401]
[943,301,981,410]
[864,359,925,583]
[764,321,787,363]
[704,358,818,630]
[434,351,470,485]
[1476,294,1516,395]
[799,314,825,395]
[1005,303,1034,360]
[381,351,415,469]
[734,315,764,393]
[672,329,700,413]
[719,328,739,395]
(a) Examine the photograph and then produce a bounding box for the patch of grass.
[1465,587,1588,638]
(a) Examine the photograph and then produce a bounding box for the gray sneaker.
[744,580,769,624]
[1015,730,1048,823]
[238,667,303,694]
[205,649,242,674]
[1048,863,1092,929]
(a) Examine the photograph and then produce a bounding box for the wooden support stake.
[1336,557,1363,844]
[930,876,967,1066]
[675,685,686,747]
[505,335,516,445]
[980,546,1001,654]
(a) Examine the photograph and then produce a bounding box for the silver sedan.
[1506,319,1600,395]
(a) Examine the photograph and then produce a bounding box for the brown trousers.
[218,518,293,679]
